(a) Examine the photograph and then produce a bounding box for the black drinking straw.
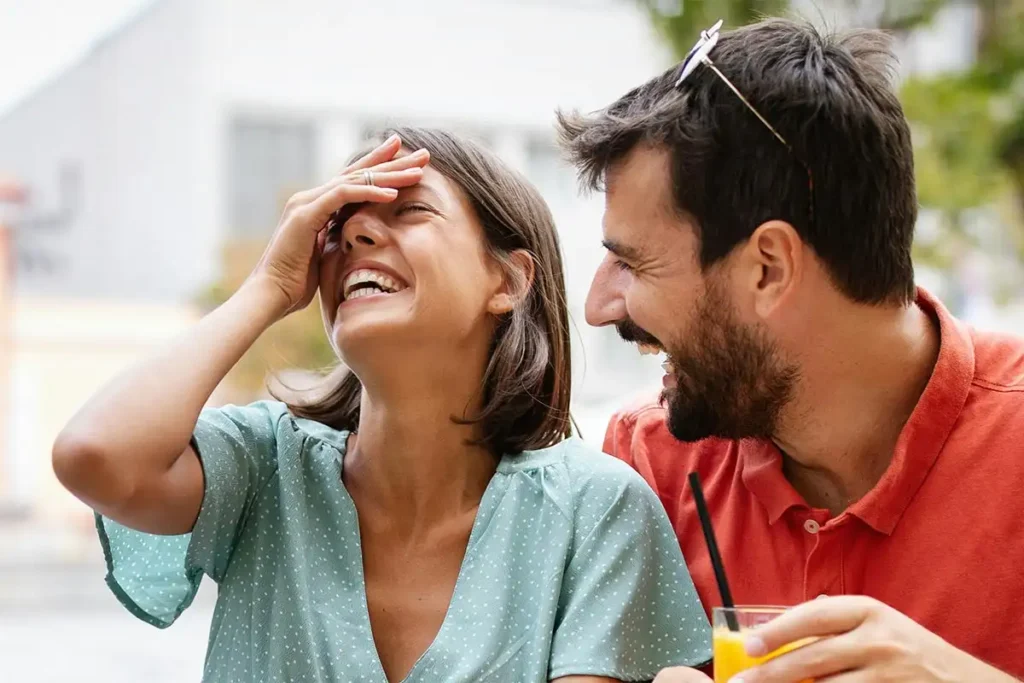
[688,471,740,632]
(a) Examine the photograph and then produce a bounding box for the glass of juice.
[713,606,815,683]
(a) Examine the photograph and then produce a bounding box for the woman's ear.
[487,249,535,315]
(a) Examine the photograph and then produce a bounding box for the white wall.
[4,296,201,520]
[201,0,671,127]
[0,52,102,296]
[0,0,208,302]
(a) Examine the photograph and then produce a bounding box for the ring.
[362,169,375,186]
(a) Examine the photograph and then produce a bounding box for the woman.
[53,128,711,682]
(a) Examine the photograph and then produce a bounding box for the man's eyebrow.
[602,239,644,262]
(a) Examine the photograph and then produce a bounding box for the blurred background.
[0,0,1021,680]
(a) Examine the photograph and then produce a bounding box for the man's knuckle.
[802,648,833,672]
[866,637,910,660]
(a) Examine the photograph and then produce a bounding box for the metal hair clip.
[675,19,723,88]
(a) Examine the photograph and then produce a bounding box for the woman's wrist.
[236,275,293,326]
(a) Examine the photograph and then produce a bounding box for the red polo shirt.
[604,290,1024,677]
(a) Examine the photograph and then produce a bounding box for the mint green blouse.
[97,401,711,682]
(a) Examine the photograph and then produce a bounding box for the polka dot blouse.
[96,401,711,682]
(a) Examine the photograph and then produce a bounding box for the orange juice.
[713,627,815,682]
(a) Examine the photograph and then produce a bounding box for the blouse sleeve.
[549,452,712,680]
[96,401,283,628]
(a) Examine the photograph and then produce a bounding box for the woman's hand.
[51,135,431,535]
[249,134,429,318]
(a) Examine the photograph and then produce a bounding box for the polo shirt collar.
[741,288,975,534]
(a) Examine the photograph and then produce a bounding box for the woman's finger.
[292,167,423,209]
[303,182,398,227]
[362,148,430,174]
[344,167,425,189]
[340,134,401,174]
[320,166,425,197]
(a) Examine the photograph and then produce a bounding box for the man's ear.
[488,249,536,315]
[740,220,802,319]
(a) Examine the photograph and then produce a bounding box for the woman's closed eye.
[396,202,437,217]
[324,202,433,238]
[613,258,635,273]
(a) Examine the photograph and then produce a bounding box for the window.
[228,119,316,237]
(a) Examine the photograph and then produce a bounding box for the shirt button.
[803,519,820,534]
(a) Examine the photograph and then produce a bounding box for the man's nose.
[585,255,629,327]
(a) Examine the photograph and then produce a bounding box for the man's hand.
[734,596,1016,682]
[653,668,712,682]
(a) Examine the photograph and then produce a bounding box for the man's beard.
[618,283,798,443]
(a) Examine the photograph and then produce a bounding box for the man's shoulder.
[607,394,671,434]
[970,326,1024,394]
[603,394,735,473]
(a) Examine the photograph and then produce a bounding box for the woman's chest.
[215,472,577,681]
[359,522,474,682]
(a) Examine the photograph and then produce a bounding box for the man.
[558,17,1024,683]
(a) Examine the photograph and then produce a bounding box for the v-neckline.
[333,436,511,683]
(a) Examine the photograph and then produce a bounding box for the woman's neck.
[343,371,498,536]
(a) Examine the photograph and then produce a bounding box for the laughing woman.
[52,128,711,682]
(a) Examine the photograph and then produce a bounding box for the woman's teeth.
[346,287,387,300]
[342,269,408,301]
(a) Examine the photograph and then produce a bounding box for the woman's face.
[319,159,508,364]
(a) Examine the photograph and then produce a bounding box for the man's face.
[586,145,797,442]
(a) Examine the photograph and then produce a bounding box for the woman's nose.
[341,211,389,254]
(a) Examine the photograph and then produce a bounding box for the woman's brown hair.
[277,126,573,455]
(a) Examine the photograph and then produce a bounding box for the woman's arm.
[52,278,288,534]
[52,136,424,535]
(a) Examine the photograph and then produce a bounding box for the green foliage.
[900,0,1024,262]
[638,0,789,57]
[901,74,1011,215]
[200,240,337,397]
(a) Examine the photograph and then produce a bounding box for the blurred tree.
[639,0,948,55]
[200,239,336,398]
[639,0,789,57]
[900,0,1024,280]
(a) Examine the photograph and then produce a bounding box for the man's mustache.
[616,319,661,347]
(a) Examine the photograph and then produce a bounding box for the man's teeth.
[638,343,662,356]
[342,269,407,300]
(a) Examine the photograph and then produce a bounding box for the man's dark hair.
[557,18,917,305]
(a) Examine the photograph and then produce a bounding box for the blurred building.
[0,0,985,539]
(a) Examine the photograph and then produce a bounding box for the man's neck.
[772,298,940,515]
